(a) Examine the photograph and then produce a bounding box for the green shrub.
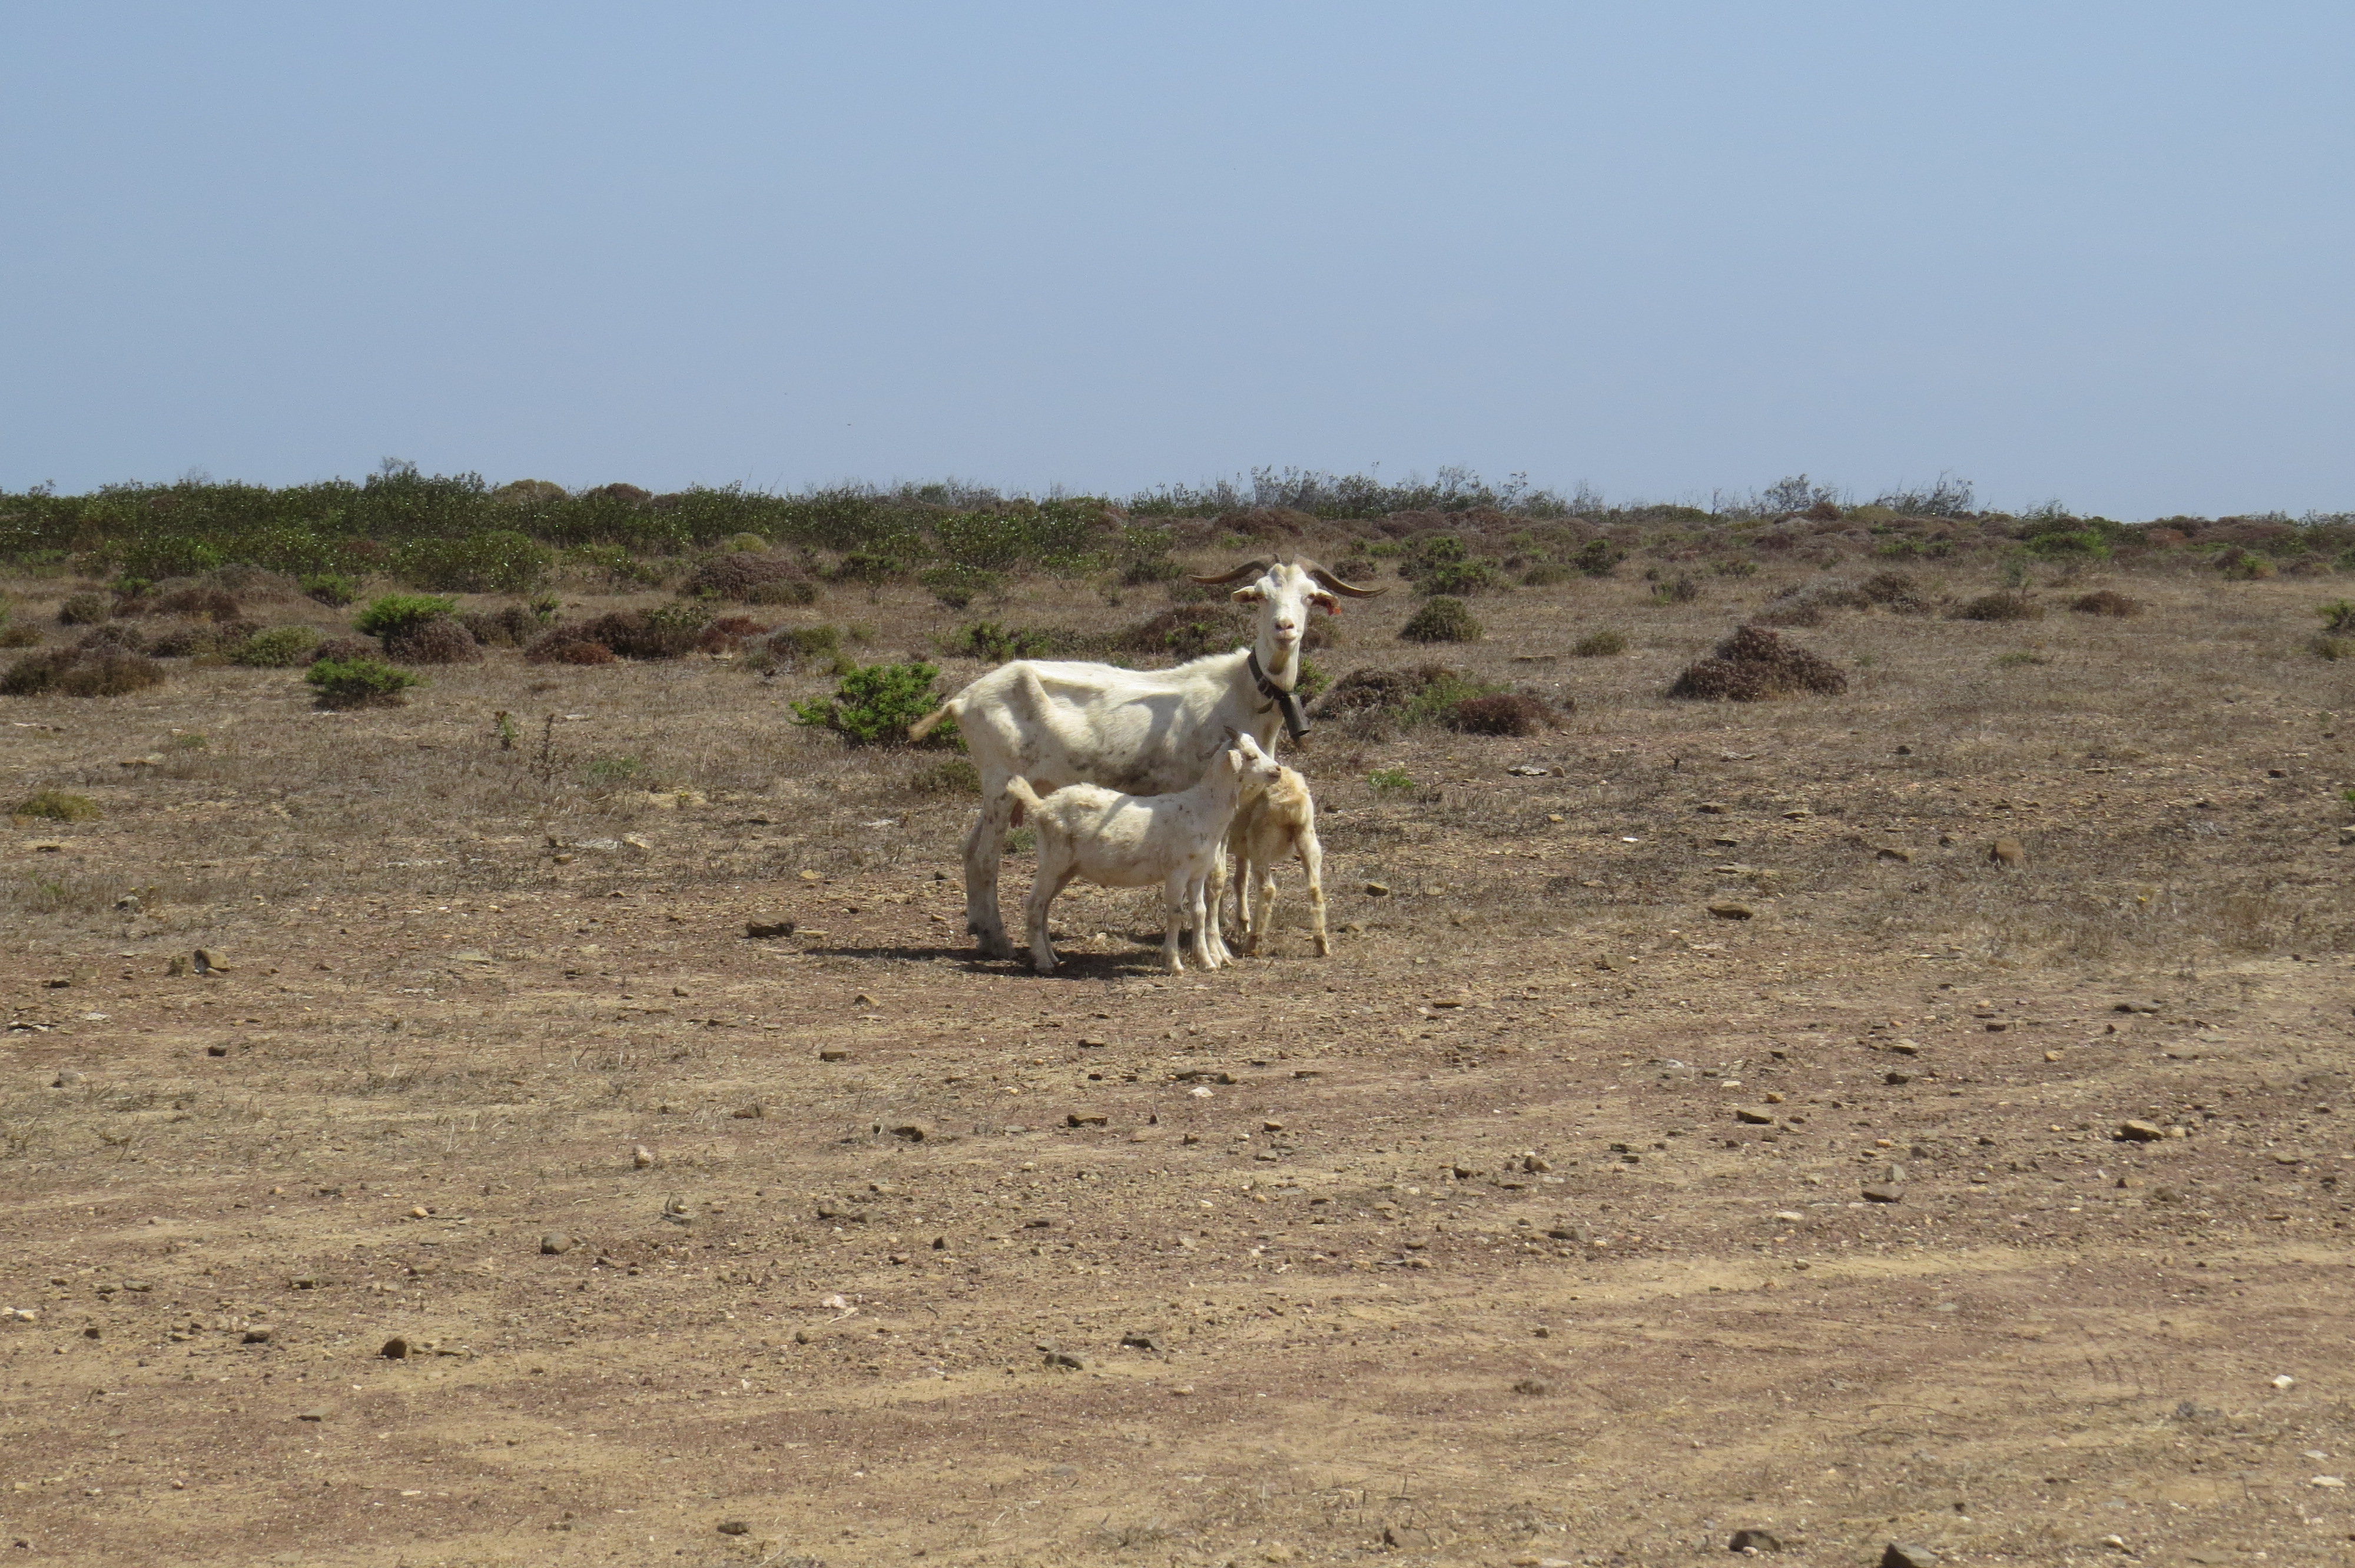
[11,789,101,823]
[1573,539,1626,576]
[2320,600,2355,635]
[1368,766,1414,795]
[305,657,423,709]
[301,573,360,607]
[58,593,111,626]
[1647,574,1700,605]
[1573,629,1627,657]
[2070,589,2141,617]
[393,529,553,594]
[231,625,322,667]
[768,624,843,663]
[1399,596,1482,643]
[792,660,951,747]
[355,594,460,642]
[2313,636,2350,662]
[946,620,1083,663]
[1117,604,1252,660]
[0,624,37,648]
[920,564,1004,609]
[567,602,711,660]
[583,754,645,786]
[1521,562,1575,587]
[565,544,672,588]
[459,603,543,648]
[384,617,482,665]
[1293,656,1329,703]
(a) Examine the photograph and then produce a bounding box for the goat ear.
[1308,590,1339,614]
[1230,586,1262,604]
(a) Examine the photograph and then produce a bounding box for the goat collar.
[1248,647,1311,742]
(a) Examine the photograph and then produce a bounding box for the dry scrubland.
[4,547,2355,1568]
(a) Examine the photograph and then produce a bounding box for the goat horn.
[1299,557,1387,598]
[1188,559,1273,586]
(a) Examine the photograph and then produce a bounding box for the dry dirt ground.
[4,560,2354,1568]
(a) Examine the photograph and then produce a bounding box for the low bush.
[1956,590,2044,623]
[697,615,771,652]
[77,623,150,653]
[1573,539,1626,576]
[2214,547,2276,580]
[572,603,712,659]
[58,593,111,625]
[1522,562,1576,587]
[1,646,168,697]
[384,617,482,665]
[1444,693,1557,736]
[1117,604,1253,661]
[152,586,244,621]
[0,624,38,648]
[2071,589,2142,617]
[792,660,953,747]
[1647,574,1700,606]
[144,618,260,659]
[460,603,545,648]
[768,624,843,665]
[521,632,617,666]
[910,756,982,796]
[230,625,323,667]
[301,573,360,607]
[1573,629,1627,657]
[685,550,815,603]
[306,657,423,709]
[1667,624,1847,702]
[355,594,460,642]
[1399,596,1482,643]
[2313,636,2350,662]
[394,530,552,594]
[1859,570,1932,612]
[310,636,377,665]
[1316,664,1498,732]
[946,620,1084,663]
[11,789,101,823]
[2320,599,2355,635]
[920,565,1004,609]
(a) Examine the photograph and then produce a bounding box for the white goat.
[1209,763,1329,958]
[1005,733,1285,975]
[908,557,1381,959]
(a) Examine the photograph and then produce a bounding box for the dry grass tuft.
[1957,589,2045,622]
[1666,624,1847,701]
[1573,629,1628,657]
[2070,589,2141,617]
[1442,692,1556,736]
[1399,596,1482,643]
[385,617,484,665]
[10,788,101,823]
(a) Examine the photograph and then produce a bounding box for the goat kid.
[1209,762,1330,958]
[1006,733,1286,975]
[908,557,1382,959]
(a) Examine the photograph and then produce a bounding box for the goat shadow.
[795,935,1215,979]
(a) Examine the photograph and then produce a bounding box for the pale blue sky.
[4,4,2350,517]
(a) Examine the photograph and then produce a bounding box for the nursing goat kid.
[908,557,1382,958]
[1006,732,1286,975]
[1209,762,1329,958]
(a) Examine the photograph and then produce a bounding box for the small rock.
[1988,839,2026,869]
[1772,1211,1804,1223]
[853,992,876,1006]
[744,920,796,939]
[1708,902,1755,920]
[2115,1119,2167,1142]
[51,1071,82,1088]
[1734,1107,1776,1125]
[1066,1112,1108,1128]
[1885,1070,1913,1085]
[1875,847,1912,863]
[632,1144,655,1168]
[1727,1527,1783,1553]
[1382,1524,1433,1549]
[1363,881,1390,898]
[1861,1184,1906,1204]
[114,894,141,913]
[1511,1378,1551,1396]
[888,1121,933,1142]
[715,1519,750,1536]
[1120,1331,1158,1350]
[295,1408,326,1423]
[205,1044,229,1058]
[1042,1350,1084,1370]
[539,1233,575,1255]
[1879,1546,1938,1568]
[817,1048,850,1062]
[731,1104,764,1119]
[1262,1119,1285,1132]
[2098,1536,2130,1553]
[380,1336,409,1359]
[191,948,231,974]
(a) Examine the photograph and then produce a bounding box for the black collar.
[1248,647,1311,742]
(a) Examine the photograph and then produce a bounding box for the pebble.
[716,1520,750,1536]
[1708,902,1756,920]
[817,1048,850,1062]
[50,1072,82,1088]
[380,1337,410,1359]
[1988,839,2026,869]
[1861,1184,1906,1204]
[192,948,231,974]
[1066,1112,1108,1128]
[632,1145,655,1168]
[2115,1120,2167,1142]
[889,1121,934,1142]
[1885,1071,1913,1085]
[744,921,796,939]
[731,1104,765,1119]
[1363,882,1391,897]
[539,1233,575,1255]
[1734,1107,1776,1125]
[241,1328,272,1344]
[295,1408,326,1423]
[1879,1546,1939,1568]
[1727,1528,1782,1553]
[205,1044,229,1058]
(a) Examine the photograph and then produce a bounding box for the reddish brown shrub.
[385,617,483,665]
[2070,589,2141,617]
[310,636,377,664]
[524,630,616,665]
[1667,625,1847,702]
[1444,693,1557,736]
[684,552,813,603]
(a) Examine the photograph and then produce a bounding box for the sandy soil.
[4,560,2353,1567]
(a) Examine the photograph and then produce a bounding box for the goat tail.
[906,700,957,742]
[1003,775,1043,826]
